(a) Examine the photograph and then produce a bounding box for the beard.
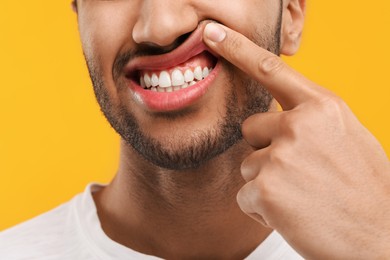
[85,18,281,170]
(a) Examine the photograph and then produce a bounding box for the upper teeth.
[140,66,212,91]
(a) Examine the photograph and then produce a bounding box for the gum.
[139,52,216,76]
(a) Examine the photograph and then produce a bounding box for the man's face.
[76,0,283,170]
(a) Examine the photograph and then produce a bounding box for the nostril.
[176,32,192,46]
[133,31,195,58]
[132,13,198,50]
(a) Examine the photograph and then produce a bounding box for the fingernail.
[204,23,226,43]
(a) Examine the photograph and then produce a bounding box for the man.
[1,0,389,259]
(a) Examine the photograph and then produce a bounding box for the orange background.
[1,1,389,230]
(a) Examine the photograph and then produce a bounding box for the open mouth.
[123,21,220,111]
[134,51,217,93]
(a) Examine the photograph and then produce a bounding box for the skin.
[204,18,390,260]
[73,0,390,259]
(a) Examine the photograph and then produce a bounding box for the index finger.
[203,23,320,110]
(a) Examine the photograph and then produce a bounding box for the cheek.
[204,0,278,39]
[78,3,137,81]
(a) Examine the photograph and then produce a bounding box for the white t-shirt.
[0,184,303,259]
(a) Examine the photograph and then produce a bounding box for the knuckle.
[317,96,350,134]
[241,151,263,182]
[252,180,266,207]
[236,187,255,213]
[236,193,246,213]
[318,95,347,120]
[237,173,280,217]
[257,55,284,77]
[279,112,301,139]
[253,172,281,225]
[225,33,243,61]
[320,95,343,108]
[237,181,264,214]
[256,174,276,200]
[267,146,285,165]
[240,157,253,182]
[241,115,255,140]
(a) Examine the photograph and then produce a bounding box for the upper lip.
[124,21,215,76]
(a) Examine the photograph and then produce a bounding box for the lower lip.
[127,61,221,112]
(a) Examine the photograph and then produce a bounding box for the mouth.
[124,21,220,112]
[137,51,217,93]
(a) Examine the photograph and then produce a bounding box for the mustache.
[112,32,191,80]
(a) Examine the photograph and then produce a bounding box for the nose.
[132,0,199,47]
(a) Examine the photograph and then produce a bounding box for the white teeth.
[140,76,145,88]
[151,74,159,87]
[184,69,194,82]
[141,65,213,91]
[159,71,171,88]
[144,74,151,88]
[171,69,185,86]
[152,82,191,92]
[194,66,203,81]
[202,67,209,78]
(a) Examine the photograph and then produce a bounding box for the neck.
[94,139,272,259]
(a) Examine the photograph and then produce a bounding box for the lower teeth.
[144,80,198,92]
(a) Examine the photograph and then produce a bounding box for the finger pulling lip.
[123,21,221,112]
[124,21,217,74]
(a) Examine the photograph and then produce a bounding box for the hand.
[204,23,390,259]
